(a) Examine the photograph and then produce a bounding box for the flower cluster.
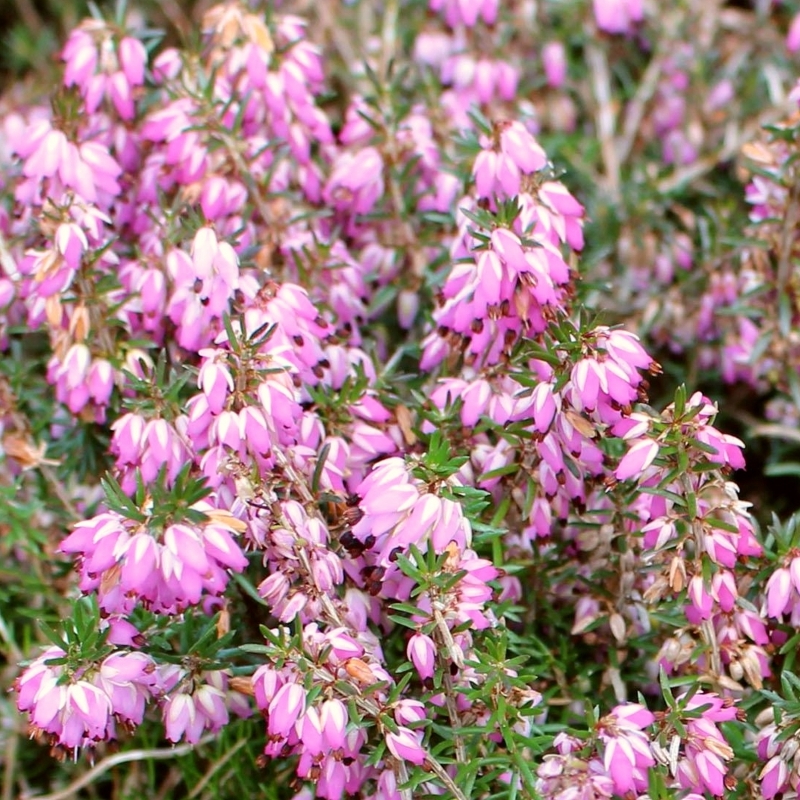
[538,693,739,800]
[59,501,249,615]
[16,647,157,752]
[251,623,433,799]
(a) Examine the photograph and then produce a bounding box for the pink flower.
[766,567,792,618]
[407,633,437,679]
[320,698,348,750]
[430,0,498,27]
[352,457,472,567]
[542,42,567,88]
[59,501,248,615]
[615,438,659,481]
[599,703,655,795]
[688,575,713,620]
[760,755,790,799]
[15,646,157,750]
[268,683,306,737]
[324,148,385,218]
[671,693,737,797]
[118,36,146,85]
[164,693,205,743]
[385,726,426,765]
[395,699,426,727]
[473,123,547,201]
[711,571,737,612]
[55,222,88,269]
[789,12,800,53]
[571,358,602,411]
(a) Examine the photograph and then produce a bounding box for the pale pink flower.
[542,42,567,88]
[593,0,643,35]
[766,567,793,618]
[268,683,306,737]
[407,633,437,679]
[789,12,800,52]
[615,438,659,481]
[385,726,426,765]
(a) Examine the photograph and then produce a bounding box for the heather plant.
[4,1,800,800]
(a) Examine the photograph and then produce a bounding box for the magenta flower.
[320,698,349,751]
[530,382,560,434]
[429,0,498,28]
[789,13,800,52]
[473,122,547,200]
[97,653,156,724]
[670,693,737,796]
[161,669,245,744]
[2,1,787,795]
[324,148,385,218]
[63,23,147,119]
[109,413,192,493]
[760,755,790,799]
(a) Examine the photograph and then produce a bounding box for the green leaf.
[311,442,330,495]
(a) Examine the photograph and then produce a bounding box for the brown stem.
[777,166,800,293]
[12,0,42,35]
[424,754,469,800]
[586,42,620,203]
[39,464,82,523]
[395,760,413,800]
[379,0,399,80]
[430,606,467,762]
[187,738,248,799]
[20,737,216,800]
[616,55,663,167]
[270,451,463,792]
[678,473,721,680]
[312,0,361,75]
